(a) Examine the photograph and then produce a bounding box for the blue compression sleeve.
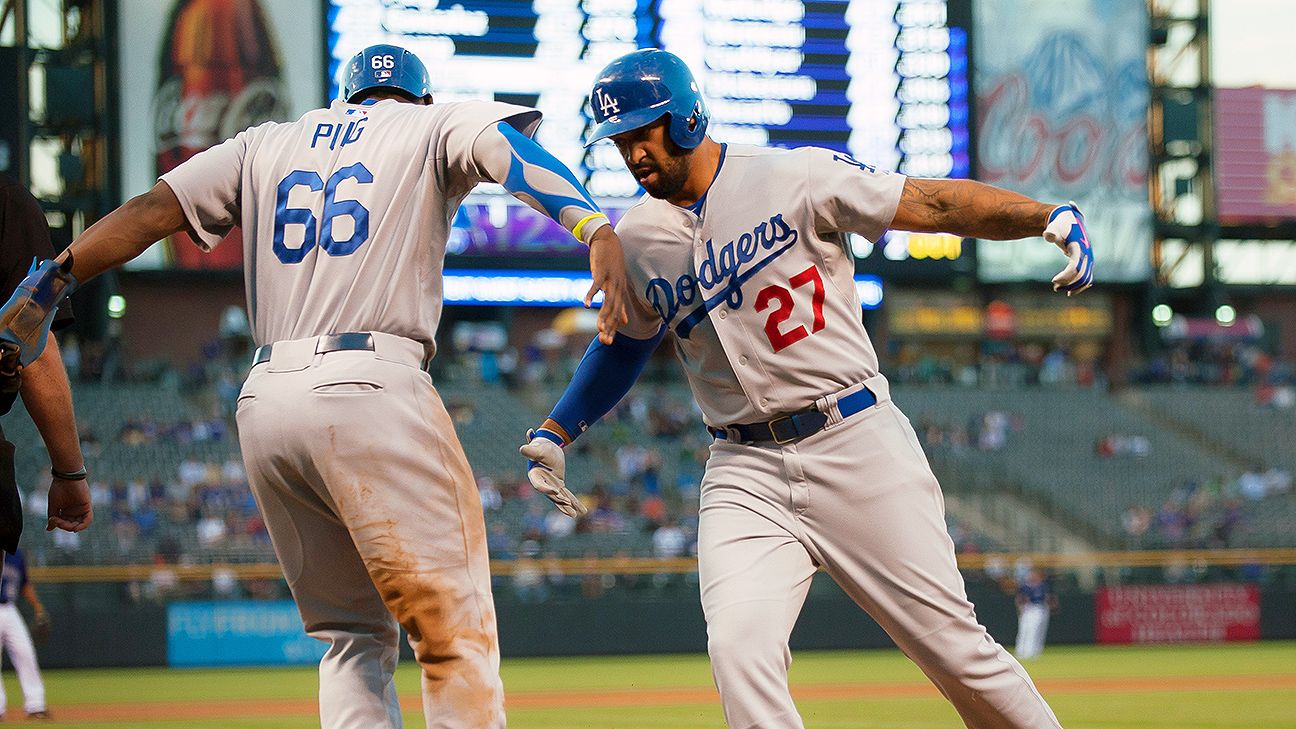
[475,122,609,244]
[547,327,666,442]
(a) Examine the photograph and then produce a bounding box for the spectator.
[652,519,687,560]
[478,476,502,512]
[512,540,547,604]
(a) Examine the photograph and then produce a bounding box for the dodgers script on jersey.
[160,99,541,354]
[616,144,904,426]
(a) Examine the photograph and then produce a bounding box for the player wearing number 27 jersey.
[523,50,1093,728]
[34,44,630,729]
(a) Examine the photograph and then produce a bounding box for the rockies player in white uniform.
[23,45,630,729]
[0,550,49,720]
[522,50,1093,728]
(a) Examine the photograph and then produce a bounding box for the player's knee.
[706,609,790,669]
[909,621,1003,679]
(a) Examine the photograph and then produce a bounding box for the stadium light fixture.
[107,294,127,319]
[1215,304,1237,326]
[1151,304,1173,327]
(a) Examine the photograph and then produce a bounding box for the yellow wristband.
[571,212,608,243]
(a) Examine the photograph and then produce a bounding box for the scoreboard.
[326,0,970,263]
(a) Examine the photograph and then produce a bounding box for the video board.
[327,0,972,266]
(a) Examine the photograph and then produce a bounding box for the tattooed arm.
[889,177,1095,295]
[890,178,1053,240]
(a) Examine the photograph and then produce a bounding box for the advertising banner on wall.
[1095,584,1261,644]
[168,601,326,666]
[1215,87,1296,224]
[117,0,324,270]
[974,0,1151,283]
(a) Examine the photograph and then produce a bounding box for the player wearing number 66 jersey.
[18,44,630,729]
[522,49,1092,728]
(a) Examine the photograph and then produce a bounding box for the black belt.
[710,386,878,445]
[252,332,375,367]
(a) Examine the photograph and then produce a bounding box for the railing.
[29,548,1296,582]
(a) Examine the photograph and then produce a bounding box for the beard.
[635,141,692,200]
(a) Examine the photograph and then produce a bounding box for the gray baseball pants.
[236,332,504,729]
[698,374,1062,729]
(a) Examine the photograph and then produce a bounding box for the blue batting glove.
[1043,202,1094,296]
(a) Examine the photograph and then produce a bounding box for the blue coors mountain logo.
[646,213,799,338]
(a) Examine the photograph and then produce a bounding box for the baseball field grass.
[5,642,1293,727]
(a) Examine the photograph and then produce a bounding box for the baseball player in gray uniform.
[24,44,629,729]
[522,49,1093,728]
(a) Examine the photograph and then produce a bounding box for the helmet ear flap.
[667,100,708,150]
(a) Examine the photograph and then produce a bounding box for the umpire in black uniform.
[0,173,89,552]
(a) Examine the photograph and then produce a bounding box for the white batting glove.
[1043,201,1095,296]
[519,428,588,518]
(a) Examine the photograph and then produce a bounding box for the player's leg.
[238,369,403,729]
[1016,605,1045,660]
[299,352,503,729]
[0,606,14,716]
[796,402,1062,729]
[2,609,46,714]
[698,441,819,729]
[1029,606,1050,658]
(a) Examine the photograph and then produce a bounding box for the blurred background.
[0,0,1293,698]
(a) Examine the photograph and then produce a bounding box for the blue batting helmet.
[586,49,709,149]
[338,44,432,103]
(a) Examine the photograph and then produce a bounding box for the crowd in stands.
[885,343,1103,388]
[23,453,269,565]
[1120,466,1293,549]
[13,323,1294,604]
[1132,342,1296,388]
[914,410,1022,453]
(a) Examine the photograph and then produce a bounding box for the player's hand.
[519,428,587,518]
[1044,202,1094,296]
[0,257,79,366]
[46,474,92,532]
[586,226,630,346]
[0,341,22,396]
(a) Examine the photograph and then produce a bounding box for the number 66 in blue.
[272,162,373,264]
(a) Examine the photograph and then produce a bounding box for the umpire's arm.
[56,182,189,283]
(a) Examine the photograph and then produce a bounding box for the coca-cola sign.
[153,0,290,270]
[973,0,1152,283]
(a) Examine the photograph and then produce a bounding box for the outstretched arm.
[520,327,666,516]
[537,328,666,444]
[890,178,1094,295]
[57,182,190,282]
[891,178,1052,240]
[473,122,629,342]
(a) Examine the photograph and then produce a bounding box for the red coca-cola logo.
[152,0,288,270]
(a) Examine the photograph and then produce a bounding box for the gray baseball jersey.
[162,98,555,729]
[613,143,1062,728]
[162,98,541,355]
[616,143,902,426]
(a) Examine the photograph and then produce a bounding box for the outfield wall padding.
[28,583,1296,668]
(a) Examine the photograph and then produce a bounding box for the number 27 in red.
[755,264,826,353]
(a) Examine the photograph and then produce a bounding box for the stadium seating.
[7,377,1293,568]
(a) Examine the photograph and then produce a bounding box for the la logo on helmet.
[595,87,620,116]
